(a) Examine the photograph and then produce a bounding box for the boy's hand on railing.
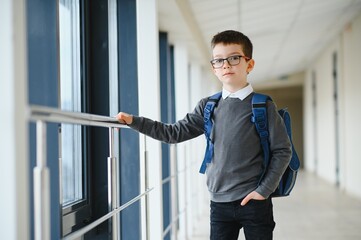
[116,112,133,125]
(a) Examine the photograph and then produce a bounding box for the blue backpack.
[199,92,300,197]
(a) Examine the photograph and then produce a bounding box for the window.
[59,0,90,235]
[59,0,83,207]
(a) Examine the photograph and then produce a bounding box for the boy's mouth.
[223,72,234,76]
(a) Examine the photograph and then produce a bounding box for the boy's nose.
[223,60,231,68]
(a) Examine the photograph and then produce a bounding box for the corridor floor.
[191,171,361,240]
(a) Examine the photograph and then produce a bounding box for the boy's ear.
[247,59,255,74]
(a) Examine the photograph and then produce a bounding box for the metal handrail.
[29,104,151,240]
[29,104,129,129]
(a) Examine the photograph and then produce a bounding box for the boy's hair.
[211,30,253,59]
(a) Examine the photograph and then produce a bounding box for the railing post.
[143,135,150,240]
[34,120,50,240]
[170,145,178,240]
[108,127,119,240]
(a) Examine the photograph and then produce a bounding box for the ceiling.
[158,0,361,85]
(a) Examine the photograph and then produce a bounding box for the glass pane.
[59,0,83,206]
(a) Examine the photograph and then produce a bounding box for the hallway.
[3,1,361,239]
[192,171,361,240]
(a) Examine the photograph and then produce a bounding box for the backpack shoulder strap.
[251,93,273,180]
[203,92,222,135]
[199,92,222,174]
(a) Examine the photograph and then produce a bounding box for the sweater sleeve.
[128,99,206,143]
[255,101,292,198]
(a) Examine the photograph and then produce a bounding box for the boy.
[116,30,292,240]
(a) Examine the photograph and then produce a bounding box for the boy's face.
[211,43,254,92]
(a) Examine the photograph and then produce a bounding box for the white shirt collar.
[222,84,254,100]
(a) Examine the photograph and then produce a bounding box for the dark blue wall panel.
[169,46,176,123]
[159,32,177,240]
[159,32,171,239]
[118,0,140,239]
[27,0,60,239]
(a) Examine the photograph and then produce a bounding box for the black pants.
[210,198,275,240]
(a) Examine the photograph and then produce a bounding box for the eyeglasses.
[210,55,250,68]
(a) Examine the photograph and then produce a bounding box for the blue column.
[27,0,60,239]
[159,32,177,240]
[118,0,141,239]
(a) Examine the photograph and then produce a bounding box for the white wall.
[0,0,29,239]
[304,11,361,198]
[136,1,163,239]
[306,38,340,184]
[173,43,190,239]
[341,13,361,198]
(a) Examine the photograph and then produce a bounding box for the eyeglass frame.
[210,55,251,69]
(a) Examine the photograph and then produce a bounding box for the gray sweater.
[129,93,292,202]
